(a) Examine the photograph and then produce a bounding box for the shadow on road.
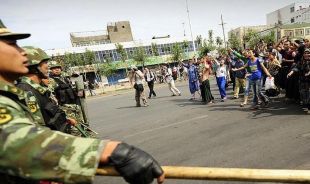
[169,98,206,106]
[116,106,138,109]
[207,96,306,118]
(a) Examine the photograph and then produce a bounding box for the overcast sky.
[1,0,297,49]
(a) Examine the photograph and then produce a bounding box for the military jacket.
[0,81,106,183]
[16,77,46,126]
[50,74,79,105]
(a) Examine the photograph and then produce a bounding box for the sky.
[1,0,297,49]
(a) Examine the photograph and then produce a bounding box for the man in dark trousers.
[145,67,157,99]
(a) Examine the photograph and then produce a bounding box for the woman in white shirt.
[214,59,227,101]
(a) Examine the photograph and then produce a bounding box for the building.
[70,21,134,47]
[279,22,310,39]
[228,25,273,44]
[46,36,197,84]
[267,2,310,25]
[107,21,134,43]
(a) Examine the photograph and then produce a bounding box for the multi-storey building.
[267,2,310,25]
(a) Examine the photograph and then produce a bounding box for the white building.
[267,2,310,25]
[45,36,197,63]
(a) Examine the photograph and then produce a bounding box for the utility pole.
[182,22,186,37]
[186,0,197,62]
[219,14,227,49]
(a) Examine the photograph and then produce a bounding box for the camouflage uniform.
[46,78,91,137]
[24,85,45,126]
[0,81,107,183]
[46,78,59,105]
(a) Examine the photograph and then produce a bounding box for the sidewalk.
[86,80,188,98]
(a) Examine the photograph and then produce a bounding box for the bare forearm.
[100,141,121,164]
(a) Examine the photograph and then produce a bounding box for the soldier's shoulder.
[0,96,25,126]
[0,95,23,111]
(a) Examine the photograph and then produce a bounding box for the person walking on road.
[145,67,157,99]
[182,58,200,100]
[129,65,148,107]
[200,56,214,104]
[163,64,181,96]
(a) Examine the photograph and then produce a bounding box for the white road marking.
[125,115,209,138]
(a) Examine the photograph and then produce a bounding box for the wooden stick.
[96,166,310,183]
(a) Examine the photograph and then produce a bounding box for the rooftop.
[45,36,193,56]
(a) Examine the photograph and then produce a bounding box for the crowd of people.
[128,37,310,114]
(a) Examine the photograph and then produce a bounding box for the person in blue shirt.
[232,50,272,109]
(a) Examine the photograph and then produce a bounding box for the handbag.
[134,83,144,92]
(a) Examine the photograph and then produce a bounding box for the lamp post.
[186,0,197,62]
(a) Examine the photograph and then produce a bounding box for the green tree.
[99,63,117,78]
[133,46,147,67]
[215,36,223,48]
[171,43,184,63]
[151,43,159,56]
[198,44,211,58]
[228,33,242,51]
[208,30,214,47]
[196,35,203,48]
[115,43,128,73]
[163,45,170,54]
[261,30,276,45]
[84,49,96,65]
[63,52,75,67]
[218,48,227,56]
[243,29,260,49]
[182,40,189,59]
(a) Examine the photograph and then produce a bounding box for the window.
[291,18,295,23]
[284,30,294,37]
[305,28,310,35]
[295,29,304,37]
[290,7,295,12]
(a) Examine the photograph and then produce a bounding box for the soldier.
[49,61,80,105]
[49,60,90,128]
[42,72,91,137]
[16,46,77,133]
[0,19,164,184]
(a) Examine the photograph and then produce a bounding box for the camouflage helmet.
[0,19,30,40]
[49,60,62,69]
[23,46,50,66]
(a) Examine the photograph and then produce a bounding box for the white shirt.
[146,71,154,82]
[216,65,227,78]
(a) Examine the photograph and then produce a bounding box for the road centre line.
[124,115,209,138]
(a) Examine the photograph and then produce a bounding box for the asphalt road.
[87,80,310,184]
